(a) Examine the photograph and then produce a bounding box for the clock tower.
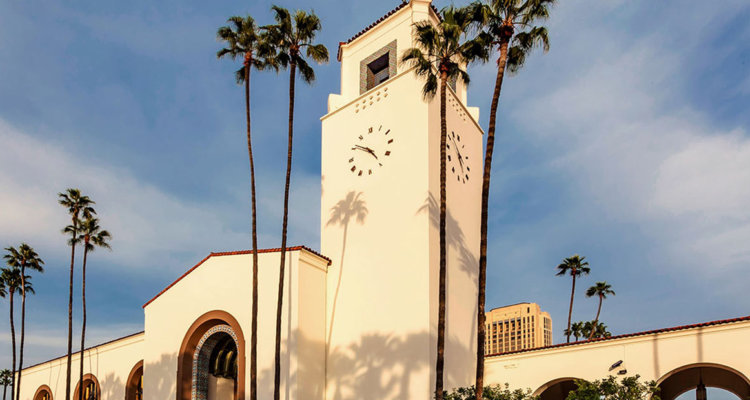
[320,1,483,399]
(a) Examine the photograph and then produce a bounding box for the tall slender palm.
[0,287,8,400]
[468,0,555,396]
[586,281,615,340]
[1,369,11,400]
[217,16,273,400]
[58,189,95,400]
[556,254,590,343]
[4,244,44,400]
[262,7,328,400]
[402,7,487,400]
[0,268,32,400]
[77,217,111,400]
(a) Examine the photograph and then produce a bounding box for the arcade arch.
[176,310,245,400]
[33,385,53,400]
[126,360,144,400]
[73,374,100,400]
[658,363,750,400]
[535,377,581,400]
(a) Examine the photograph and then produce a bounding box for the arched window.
[73,374,100,400]
[33,385,53,400]
[126,360,144,400]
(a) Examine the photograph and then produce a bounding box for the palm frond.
[306,43,329,64]
[422,73,439,99]
[296,57,316,83]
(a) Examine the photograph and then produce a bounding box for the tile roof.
[142,246,331,308]
[337,2,441,61]
[486,315,750,358]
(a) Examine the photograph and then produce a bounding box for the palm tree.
[571,321,584,342]
[262,7,328,400]
[0,272,11,400]
[468,0,555,395]
[556,254,590,343]
[1,369,11,400]
[58,189,96,400]
[0,268,32,400]
[593,322,611,339]
[401,7,487,400]
[77,217,111,400]
[3,244,44,400]
[586,282,615,340]
[579,320,593,340]
[217,16,274,400]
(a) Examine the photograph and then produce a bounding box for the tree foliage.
[445,384,538,400]
[566,376,660,400]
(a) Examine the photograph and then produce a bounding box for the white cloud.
[0,119,246,271]
[0,119,322,274]
[504,1,750,274]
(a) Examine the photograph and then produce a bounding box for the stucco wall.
[485,320,750,395]
[17,332,144,400]
[142,249,328,400]
[321,1,483,396]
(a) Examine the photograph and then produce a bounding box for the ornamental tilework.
[359,40,398,95]
[191,325,238,400]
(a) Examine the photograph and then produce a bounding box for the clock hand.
[352,145,379,160]
[365,147,379,160]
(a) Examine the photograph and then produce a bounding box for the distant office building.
[485,302,553,354]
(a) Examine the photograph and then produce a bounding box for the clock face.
[447,131,470,183]
[348,125,393,176]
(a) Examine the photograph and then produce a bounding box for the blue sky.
[1,0,749,388]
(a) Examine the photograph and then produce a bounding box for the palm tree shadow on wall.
[326,191,368,347]
[255,329,473,400]
[417,193,478,279]
[417,193,479,385]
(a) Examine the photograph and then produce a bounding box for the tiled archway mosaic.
[191,324,238,400]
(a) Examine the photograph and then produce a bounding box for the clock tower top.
[328,0,470,113]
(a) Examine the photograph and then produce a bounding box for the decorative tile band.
[191,325,238,400]
[359,40,398,95]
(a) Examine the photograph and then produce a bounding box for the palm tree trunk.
[567,272,576,343]
[244,62,260,400]
[79,245,89,400]
[3,382,7,400]
[435,69,448,400]
[589,296,603,340]
[66,233,76,400]
[476,36,511,400]
[274,61,296,400]
[8,292,15,400]
[15,266,25,400]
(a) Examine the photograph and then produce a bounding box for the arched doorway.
[535,377,581,400]
[658,363,750,400]
[193,325,239,400]
[126,360,144,400]
[73,374,101,400]
[33,385,53,400]
[177,310,246,400]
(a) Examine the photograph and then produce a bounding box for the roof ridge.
[337,2,441,61]
[143,245,330,308]
[487,315,750,358]
[22,331,145,371]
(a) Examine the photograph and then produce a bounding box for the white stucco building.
[16,1,750,400]
[18,2,483,399]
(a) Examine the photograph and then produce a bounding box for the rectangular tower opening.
[367,53,390,88]
[359,40,397,94]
